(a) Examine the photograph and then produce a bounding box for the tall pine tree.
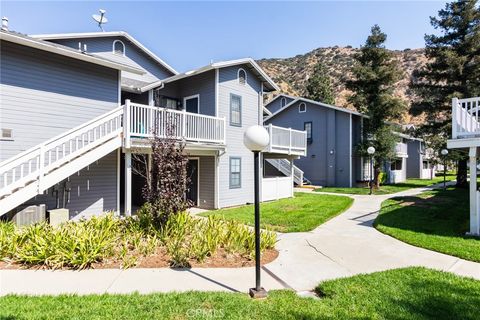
[306,63,336,104]
[411,0,480,187]
[347,25,407,186]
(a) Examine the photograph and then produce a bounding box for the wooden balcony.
[395,142,408,157]
[124,102,226,149]
[448,97,480,149]
[264,124,307,157]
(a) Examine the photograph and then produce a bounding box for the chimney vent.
[1,17,8,31]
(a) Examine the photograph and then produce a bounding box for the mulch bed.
[0,248,278,270]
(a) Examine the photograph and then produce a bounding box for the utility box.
[11,205,46,227]
[49,208,70,226]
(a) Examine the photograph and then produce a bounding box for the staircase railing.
[452,97,480,139]
[266,158,305,186]
[0,106,123,197]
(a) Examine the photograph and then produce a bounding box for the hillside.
[257,46,428,124]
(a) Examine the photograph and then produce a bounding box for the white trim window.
[238,68,247,85]
[280,97,287,108]
[113,40,125,56]
[230,94,242,126]
[229,157,241,189]
[183,94,200,113]
[299,102,307,113]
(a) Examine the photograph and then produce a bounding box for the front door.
[186,159,199,206]
[184,95,199,113]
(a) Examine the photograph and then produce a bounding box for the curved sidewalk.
[267,186,480,291]
[1,185,479,296]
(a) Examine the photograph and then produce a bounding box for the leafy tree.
[142,121,191,228]
[347,25,407,187]
[306,63,336,104]
[410,0,480,187]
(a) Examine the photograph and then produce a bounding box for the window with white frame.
[281,97,287,108]
[238,68,247,85]
[299,102,307,113]
[390,159,403,171]
[304,122,312,143]
[229,157,241,188]
[230,94,242,126]
[113,40,125,55]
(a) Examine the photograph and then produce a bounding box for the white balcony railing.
[265,124,307,156]
[452,97,480,139]
[124,101,226,147]
[395,142,408,157]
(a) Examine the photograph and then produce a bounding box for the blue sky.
[1,1,447,72]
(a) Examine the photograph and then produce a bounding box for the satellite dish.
[92,9,108,32]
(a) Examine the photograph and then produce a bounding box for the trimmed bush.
[0,211,277,269]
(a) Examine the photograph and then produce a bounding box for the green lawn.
[375,187,480,262]
[1,267,479,319]
[317,176,452,195]
[199,192,353,233]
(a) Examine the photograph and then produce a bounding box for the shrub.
[161,212,277,266]
[143,123,191,228]
[0,210,277,269]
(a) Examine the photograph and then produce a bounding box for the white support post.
[290,158,294,197]
[288,128,292,155]
[452,97,458,139]
[268,124,273,152]
[469,147,479,235]
[181,109,186,139]
[214,152,219,209]
[38,145,45,193]
[116,148,121,216]
[125,151,132,217]
[124,99,131,148]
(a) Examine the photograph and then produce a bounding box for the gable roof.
[265,94,365,120]
[1,30,144,75]
[264,94,295,109]
[30,31,178,76]
[141,58,280,92]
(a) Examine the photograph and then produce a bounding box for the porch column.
[290,158,294,197]
[469,147,479,235]
[125,151,132,217]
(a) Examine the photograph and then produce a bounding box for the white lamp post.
[367,146,376,195]
[441,149,449,190]
[243,125,270,299]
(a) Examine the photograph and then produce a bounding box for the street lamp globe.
[244,125,270,151]
[441,149,449,156]
[367,146,376,155]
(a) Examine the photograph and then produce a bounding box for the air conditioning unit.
[11,204,46,227]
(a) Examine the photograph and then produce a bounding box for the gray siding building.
[265,95,364,187]
[1,30,305,220]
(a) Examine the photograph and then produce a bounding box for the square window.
[229,157,241,188]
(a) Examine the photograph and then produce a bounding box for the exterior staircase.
[0,107,124,216]
[1,101,307,217]
[265,158,310,186]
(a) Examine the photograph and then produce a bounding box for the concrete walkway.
[268,185,480,291]
[1,184,479,295]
